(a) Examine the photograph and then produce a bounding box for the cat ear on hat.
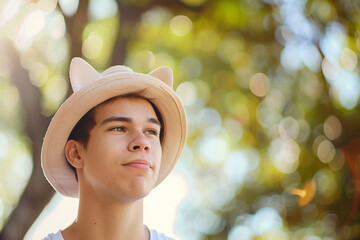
[149,66,173,88]
[69,57,102,92]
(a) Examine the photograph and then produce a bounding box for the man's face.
[77,97,162,202]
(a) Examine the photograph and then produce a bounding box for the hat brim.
[41,73,187,197]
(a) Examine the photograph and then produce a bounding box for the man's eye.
[145,129,158,136]
[111,127,125,132]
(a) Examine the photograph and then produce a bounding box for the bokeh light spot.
[322,57,340,81]
[170,15,192,36]
[300,42,322,72]
[29,62,49,87]
[43,76,68,113]
[317,139,336,163]
[279,117,299,140]
[296,119,311,143]
[230,102,250,125]
[231,52,252,77]
[37,0,57,14]
[15,10,46,48]
[89,0,118,20]
[228,225,253,240]
[311,1,333,22]
[314,169,337,204]
[176,81,197,106]
[196,107,222,134]
[82,32,104,60]
[323,115,342,140]
[249,73,270,97]
[250,207,283,234]
[193,80,210,105]
[256,104,282,129]
[198,135,229,165]
[329,149,345,171]
[58,0,79,17]
[270,138,300,174]
[341,48,357,71]
[222,148,260,185]
[337,71,360,110]
[179,56,202,79]
[281,43,303,71]
[218,38,244,64]
[299,74,323,101]
[47,11,66,39]
[154,53,175,69]
[222,151,250,185]
[132,50,155,71]
[192,209,224,235]
[12,153,33,181]
[224,117,243,141]
[1,0,22,24]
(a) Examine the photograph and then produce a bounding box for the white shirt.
[42,229,174,240]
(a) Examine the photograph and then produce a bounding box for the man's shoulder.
[42,228,174,240]
[42,230,64,240]
[149,228,175,240]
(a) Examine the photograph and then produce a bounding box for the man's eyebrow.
[101,116,132,125]
[101,116,161,126]
[148,117,161,126]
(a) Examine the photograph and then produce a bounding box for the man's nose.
[128,132,150,152]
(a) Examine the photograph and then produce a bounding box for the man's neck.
[62,194,148,240]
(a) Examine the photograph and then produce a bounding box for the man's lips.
[123,159,151,169]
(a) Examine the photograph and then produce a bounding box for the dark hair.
[66,93,164,179]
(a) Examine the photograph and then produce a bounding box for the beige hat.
[41,57,187,198]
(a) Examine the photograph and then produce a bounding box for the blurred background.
[1,0,360,239]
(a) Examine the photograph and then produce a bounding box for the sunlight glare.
[0,0,22,25]
[15,10,46,48]
[144,171,189,239]
[26,171,189,240]
[24,194,78,240]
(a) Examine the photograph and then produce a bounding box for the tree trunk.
[0,0,91,238]
[0,41,54,240]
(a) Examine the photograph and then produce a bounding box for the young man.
[41,57,187,240]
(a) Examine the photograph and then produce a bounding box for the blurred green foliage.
[1,0,360,239]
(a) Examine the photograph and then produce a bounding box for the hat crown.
[101,66,133,77]
[69,57,173,92]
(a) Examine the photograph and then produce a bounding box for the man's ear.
[65,140,85,169]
